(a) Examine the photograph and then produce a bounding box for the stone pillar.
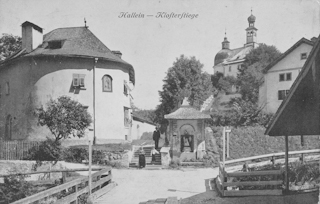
[160,147,171,168]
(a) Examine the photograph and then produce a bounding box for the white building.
[0,21,136,144]
[213,12,259,78]
[259,37,316,113]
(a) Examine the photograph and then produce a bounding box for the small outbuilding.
[265,34,320,191]
[164,98,211,160]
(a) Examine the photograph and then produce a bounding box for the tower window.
[301,53,307,60]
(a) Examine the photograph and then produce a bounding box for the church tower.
[222,31,230,49]
[245,10,258,47]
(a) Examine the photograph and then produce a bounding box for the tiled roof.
[214,46,253,66]
[164,98,211,120]
[1,26,135,84]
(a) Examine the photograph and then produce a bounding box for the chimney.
[311,37,318,44]
[21,21,43,53]
[112,50,122,59]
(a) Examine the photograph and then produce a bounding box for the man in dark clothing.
[153,127,160,149]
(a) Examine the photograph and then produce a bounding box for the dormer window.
[47,40,63,49]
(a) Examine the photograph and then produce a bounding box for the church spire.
[222,29,230,49]
[245,9,258,47]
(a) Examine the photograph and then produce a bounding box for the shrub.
[288,162,320,184]
[0,174,34,203]
[63,147,88,163]
[169,158,181,168]
[24,138,62,162]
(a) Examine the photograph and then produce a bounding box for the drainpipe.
[93,58,98,144]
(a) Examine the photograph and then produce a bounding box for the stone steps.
[139,197,180,204]
[130,147,162,168]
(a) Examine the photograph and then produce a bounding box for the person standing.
[153,127,160,149]
[138,147,146,168]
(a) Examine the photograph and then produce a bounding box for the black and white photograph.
[0,0,320,203]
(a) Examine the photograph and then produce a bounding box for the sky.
[0,0,319,110]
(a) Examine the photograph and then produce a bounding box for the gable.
[266,35,320,136]
[268,43,313,73]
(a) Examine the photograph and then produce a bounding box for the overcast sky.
[0,0,319,109]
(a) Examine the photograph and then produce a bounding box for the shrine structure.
[164,98,211,161]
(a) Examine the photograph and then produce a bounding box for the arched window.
[5,115,12,140]
[102,75,112,92]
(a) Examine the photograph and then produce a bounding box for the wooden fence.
[5,167,114,204]
[0,140,39,160]
[216,149,320,197]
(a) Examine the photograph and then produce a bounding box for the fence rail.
[0,140,39,160]
[216,149,320,197]
[9,167,114,204]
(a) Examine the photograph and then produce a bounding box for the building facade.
[213,12,259,78]
[0,21,135,143]
[131,113,156,140]
[259,38,316,113]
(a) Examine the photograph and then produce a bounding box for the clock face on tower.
[103,75,112,92]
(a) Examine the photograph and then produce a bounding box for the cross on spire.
[84,18,87,28]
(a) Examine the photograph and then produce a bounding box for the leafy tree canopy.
[133,109,157,124]
[155,55,214,124]
[36,96,92,141]
[237,44,281,103]
[0,33,22,61]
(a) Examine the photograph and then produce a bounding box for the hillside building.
[259,37,316,113]
[0,21,135,143]
[213,12,259,78]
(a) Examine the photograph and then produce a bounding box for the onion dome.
[214,49,231,65]
[248,14,256,23]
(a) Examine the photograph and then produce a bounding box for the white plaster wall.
[0,57,133,142]
[262,43,313,113]
[214,63,241,78]
[131,119,156,140]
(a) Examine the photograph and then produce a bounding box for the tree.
[133,109,157,124]
[36,96,92,141]
[0,34,22,61]
[155,55,214,124]
[237,44,281,103]
[211,73,237,94]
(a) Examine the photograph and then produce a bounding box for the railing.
[216,149,320,197]
[0,140,39,160]
[3,167,114,204]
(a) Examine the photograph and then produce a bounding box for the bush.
[0,175,34,203]
[63,147,88,163]
[288,162,320,184]
[24,138,62,162]
[169,158,181,168]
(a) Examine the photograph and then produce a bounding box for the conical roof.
[164,98,211,120]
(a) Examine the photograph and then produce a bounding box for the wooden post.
[226,127,231,158]
[300,153,304,164]
[88,139,92,195]
[75,184,78,204]
[285,135,289,192]
[222,127,226,167]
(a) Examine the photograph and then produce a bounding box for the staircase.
[129,146,162,168]
[139,197,180,204]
